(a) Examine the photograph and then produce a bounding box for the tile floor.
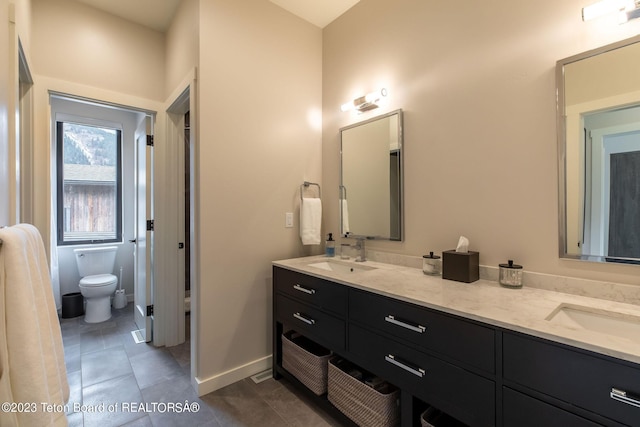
[60,305,344,427]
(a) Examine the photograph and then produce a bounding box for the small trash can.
[62,292,84,318]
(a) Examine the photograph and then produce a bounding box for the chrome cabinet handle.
[611,387,640,408]
[385,315,426,333]
[293,284,316,295]
[385,354,426,378]
[293,312,315,325]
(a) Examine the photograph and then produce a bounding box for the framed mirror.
[558,35,640,262]
[340,109,403,241]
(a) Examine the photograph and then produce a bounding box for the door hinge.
[146,305,154,316]
[147,219,154,231]
[147,135,154,146]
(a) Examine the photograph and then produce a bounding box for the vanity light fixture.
[619,1,640,22]
[582,0,625,20]
[582,0,640,22]
[340,88,388,113]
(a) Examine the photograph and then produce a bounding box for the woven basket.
[420,407,467,427]
[420,407,439,427]
[328,358,400,427]
[282,331,331,395]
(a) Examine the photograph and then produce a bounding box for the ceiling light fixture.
[340,88,388,113]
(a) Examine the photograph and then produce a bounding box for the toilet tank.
[74,246,118,277]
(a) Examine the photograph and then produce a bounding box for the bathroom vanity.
[272,256,640,427]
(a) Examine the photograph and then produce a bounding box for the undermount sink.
[307,259,376,274]
[546,303,640,342]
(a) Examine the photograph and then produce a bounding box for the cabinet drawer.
[276,294,345,350]
[349,324,495,427]
[504,332,640,426]
[274,267,346,315]
[349,289,495,373]
[503,387,601,427]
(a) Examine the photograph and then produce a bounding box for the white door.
[134,115,153,341]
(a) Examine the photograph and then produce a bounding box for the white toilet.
[74,246,118,323]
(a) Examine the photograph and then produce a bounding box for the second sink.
[546,303,640,342]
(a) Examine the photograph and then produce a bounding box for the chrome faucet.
[354,237,366,262]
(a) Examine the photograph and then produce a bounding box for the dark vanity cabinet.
[347,289,496,427]
[503,332,640,427]
[272,267,354,425]
[273,267,347,352]
[272,266,640,427]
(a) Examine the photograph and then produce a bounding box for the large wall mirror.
[558,35,640,262]
[340,109,403,241]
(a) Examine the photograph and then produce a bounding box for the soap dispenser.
[325,233,335,257]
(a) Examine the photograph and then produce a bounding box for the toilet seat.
[79,274,117,287]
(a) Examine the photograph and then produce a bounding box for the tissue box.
[442,250,479,283]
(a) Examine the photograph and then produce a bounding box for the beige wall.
[12,0,30,52]
[322,0,640,285]
[165,0,198,97]
[31,0,165,102]
[196,0,322,392]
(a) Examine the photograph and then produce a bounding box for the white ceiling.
[269,0,360,28]
[72,0,360,32]
[73,0,183,32]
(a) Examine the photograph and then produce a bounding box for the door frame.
[8,4,35,225]
[42,87,161,329]
[164,68,198,386]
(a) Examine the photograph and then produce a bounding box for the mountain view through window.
[57,122,122,244]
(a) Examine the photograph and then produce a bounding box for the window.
[56,121,122,245]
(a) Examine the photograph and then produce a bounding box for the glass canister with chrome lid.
[499,260,523,288]
[422,252,441,276]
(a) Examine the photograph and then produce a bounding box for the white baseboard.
[194,355,273,396]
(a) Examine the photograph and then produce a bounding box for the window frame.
[56,120,123,246]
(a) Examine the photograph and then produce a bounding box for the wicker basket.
[420,407,467,427]
[420,407,439,427]
[282,331,331,395]
[328,358,400,427]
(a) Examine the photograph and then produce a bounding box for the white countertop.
[273,255,640,365]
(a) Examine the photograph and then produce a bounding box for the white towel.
[0,224,69,427]
[300,198,322,245]
[341,200,350,235]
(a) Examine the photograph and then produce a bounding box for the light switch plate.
[285,212,294,228]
